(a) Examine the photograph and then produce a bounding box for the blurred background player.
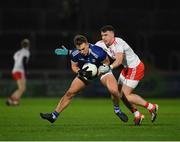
[6,38,30,106]
[40,35,134,123]
[95,25,159,124]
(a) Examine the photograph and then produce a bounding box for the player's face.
[76,43,89,56]
[101,31,115,46]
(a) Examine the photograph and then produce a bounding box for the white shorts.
[118,62,144,88]
[118,73,139,89]
[100,71,113,80]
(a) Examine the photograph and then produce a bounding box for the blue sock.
[52,111,59,119]
[114,104,121,114]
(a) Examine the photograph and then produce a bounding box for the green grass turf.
[0,97,180,141]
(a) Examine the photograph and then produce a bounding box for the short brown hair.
[100,25,115,33]
[73,35,88,46]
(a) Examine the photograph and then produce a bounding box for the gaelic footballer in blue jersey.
[70,42,109,81]
[70,43,107,69]
[40,35,130,124]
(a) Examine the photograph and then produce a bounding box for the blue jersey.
[70,43,107,68]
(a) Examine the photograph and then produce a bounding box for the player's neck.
[107,38,115,47]
[110,38,115,45]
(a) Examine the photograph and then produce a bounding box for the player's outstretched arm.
[55,45,71,56]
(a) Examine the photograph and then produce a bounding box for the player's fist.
[98,64,111,74]
[78,66,92,79]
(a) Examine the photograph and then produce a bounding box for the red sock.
[131,108,137,113]
[144,102,149,108]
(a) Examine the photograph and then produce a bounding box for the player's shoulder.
[95,40,105,46]
[89,43,107,59]
[95,40,104,44]
[23,48,30,55]
[70,48,79,57]
[116,37,131,49]
[115,37,125,43]
[90,43,104,52]
[90,43,100,48]
[114,37,128,47]
[18,48,29,54]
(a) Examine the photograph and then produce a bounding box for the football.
[82,63,98,77]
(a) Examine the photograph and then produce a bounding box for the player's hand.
[98,64,111,74]
[78,66,92,79]
[55,45,69,55]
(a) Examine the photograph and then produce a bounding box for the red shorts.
[121,62,145,80]
[12,72,24,80]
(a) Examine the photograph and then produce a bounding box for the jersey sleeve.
[96,46,107,62]
[70,49,79,62]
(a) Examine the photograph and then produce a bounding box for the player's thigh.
[68,77,86,94]
[121,79,140,99]
[118,73,139,88]
[17,78,26,90]
[122,83,135,96]
[100,73,118,92]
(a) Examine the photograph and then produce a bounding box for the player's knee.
[19,86,26,93]
[123,91,131,97]
[65,90,75,99]
[121,93,134,103]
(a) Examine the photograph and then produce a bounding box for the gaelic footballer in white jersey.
[96,37,144,89]
[97,25,158,125]
[6,39,30,106]
[12,47,30,80]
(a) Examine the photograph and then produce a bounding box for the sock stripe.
[144,102,149,108]
[52,111,59,118]
[114,105,121,113]
[131,108,137,113]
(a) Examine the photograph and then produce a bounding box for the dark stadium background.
[1,0,180,98]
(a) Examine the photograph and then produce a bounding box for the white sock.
[147,103,154,110]
[134,111,140,117]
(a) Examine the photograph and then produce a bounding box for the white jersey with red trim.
[12,48,30,73]
[95,37,140,68]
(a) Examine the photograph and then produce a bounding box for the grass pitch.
[0,97,180,141]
